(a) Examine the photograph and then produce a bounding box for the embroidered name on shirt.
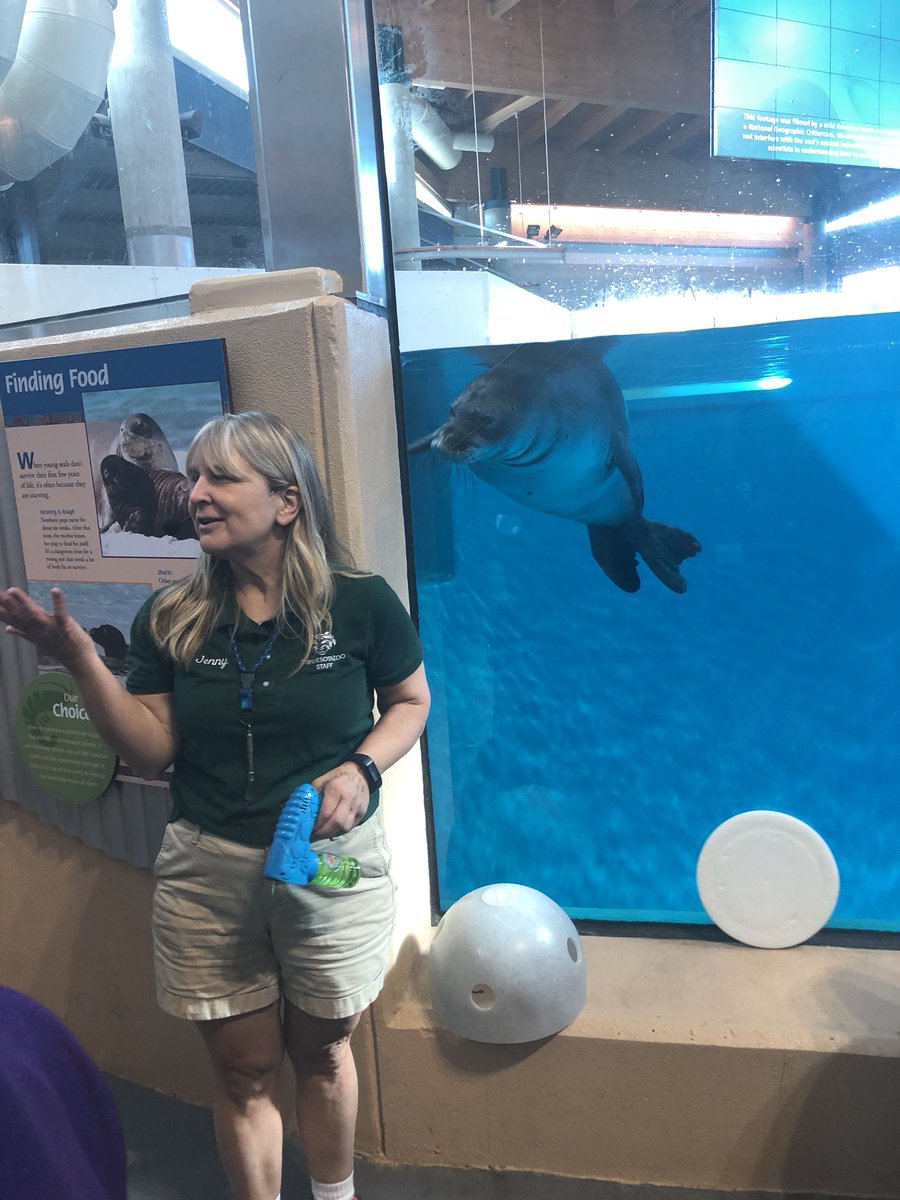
[195,654,229,669]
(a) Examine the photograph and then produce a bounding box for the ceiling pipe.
[0,0,27,87]
[0,0,116,189]
[406,88,494,170]
[106,0,195,266]
[381,82,494,171]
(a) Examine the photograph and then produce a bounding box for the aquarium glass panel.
[371,0,900,928]
[404,313,900,928]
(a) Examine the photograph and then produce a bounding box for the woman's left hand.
[311,763,370,839]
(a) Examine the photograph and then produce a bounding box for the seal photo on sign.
[88,623,129,675]
[90,411,179,532]
[100,456,195,540]
[411,337,701,593]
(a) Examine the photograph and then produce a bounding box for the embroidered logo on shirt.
[310,630,345,671]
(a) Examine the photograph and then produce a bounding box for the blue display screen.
[713,0,900,168]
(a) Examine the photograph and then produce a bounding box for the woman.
[0,410,430,1200]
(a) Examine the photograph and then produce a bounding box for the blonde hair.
[149,411,356,671]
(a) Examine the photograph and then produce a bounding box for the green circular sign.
[15,671,116,805]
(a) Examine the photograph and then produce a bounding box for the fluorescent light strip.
[624,376,792,401]
[826,194,900,233]
[415,175,452,219]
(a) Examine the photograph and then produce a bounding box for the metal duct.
[381,82,494,171]
[106,0,194,266]
[0,0,116,188]
[0,0,27,86]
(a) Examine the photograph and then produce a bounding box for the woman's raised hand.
[0,587,97,673]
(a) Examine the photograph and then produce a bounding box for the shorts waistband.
[169,804,379,855]
[169,818,267,859]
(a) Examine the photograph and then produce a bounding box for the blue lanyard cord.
[228,624,282,713]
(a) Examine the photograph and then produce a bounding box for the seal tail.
[589,518,701,594]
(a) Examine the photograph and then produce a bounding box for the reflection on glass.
[0,0,262,287]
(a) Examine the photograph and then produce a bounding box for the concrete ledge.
[371,935,900,1195]
[189,266,343,313]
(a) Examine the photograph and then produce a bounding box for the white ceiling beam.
[488,0,524,15]
[479,94,542,132]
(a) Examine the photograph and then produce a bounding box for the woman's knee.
[284,1007,360,1081]
[212,1049,282,1108]
[197,1007,284,1109]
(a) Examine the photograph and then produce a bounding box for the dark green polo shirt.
[126,573,423,847]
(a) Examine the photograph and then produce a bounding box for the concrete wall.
[2,270,900,1196]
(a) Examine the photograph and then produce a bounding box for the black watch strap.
[348,752,382,793]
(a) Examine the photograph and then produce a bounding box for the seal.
[411,337,701,593]
[88,624,128,660]
[88,624,129,675]
[92,412,179,532]
[100,456,195,540]
[117,412,178,473]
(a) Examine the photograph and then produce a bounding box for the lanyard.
[228,622,281,799]
[228,623,282,712]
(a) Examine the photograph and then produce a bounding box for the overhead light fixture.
[512,203,800,247]
[415,173,452,219]
[825,193,900,233]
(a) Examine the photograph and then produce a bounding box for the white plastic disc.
[696,810,839,948]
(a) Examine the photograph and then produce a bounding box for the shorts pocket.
[152,822,178,878]
[363,817,391,879]
[313,817,391,881]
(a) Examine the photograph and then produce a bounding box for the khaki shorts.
[151,815,395,1022]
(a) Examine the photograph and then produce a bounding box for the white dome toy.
[428,883,586,1043]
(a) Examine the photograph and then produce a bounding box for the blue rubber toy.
[264,783,323,885]
[264,783,360,888]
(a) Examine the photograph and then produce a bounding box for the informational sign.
[15,673,117,805]
[1,337,231,791]
[713,1,900,169]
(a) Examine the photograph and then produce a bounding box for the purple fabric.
[0,987,127,1199]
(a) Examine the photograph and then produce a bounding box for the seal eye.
[469,409,495,437]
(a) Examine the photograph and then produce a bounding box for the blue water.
[402,311,900,929]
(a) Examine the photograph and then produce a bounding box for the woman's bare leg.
[283,1001,361,1185]
[196,1002,285,1200]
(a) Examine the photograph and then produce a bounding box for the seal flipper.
[588,525,640,592]
[610,429,645,513]
[619,516,701,594]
